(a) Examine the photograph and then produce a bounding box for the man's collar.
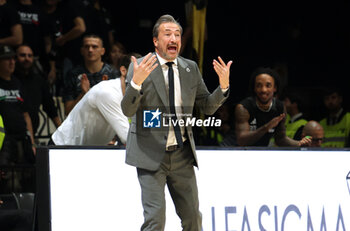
[335,108,344,119]
[155,53,178,66]
[290,112,303,123]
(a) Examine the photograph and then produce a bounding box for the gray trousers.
[137,143,202,231]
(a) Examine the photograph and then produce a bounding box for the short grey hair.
[152,14,183,38]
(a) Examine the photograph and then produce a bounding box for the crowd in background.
[1,2,350,230]
[1,0,350,191]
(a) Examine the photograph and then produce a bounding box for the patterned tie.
[166,62,183,148]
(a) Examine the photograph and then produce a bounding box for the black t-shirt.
[59,0,86,65]
[240,96,284,146]
[15,68,58,134]
[0,3,20,39]
[0,77,29,139]
[84,4,114,54]
[14,2,47,57]
[62,63,120,102]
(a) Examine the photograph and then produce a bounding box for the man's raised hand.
[213,56,232,89]
[132,53,158,86]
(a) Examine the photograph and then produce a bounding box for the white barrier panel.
[48,149,350,231]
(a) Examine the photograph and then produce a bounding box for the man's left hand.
[213,56,232,89]
[298,136,312,147]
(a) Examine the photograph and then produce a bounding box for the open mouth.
[167,45,177,53]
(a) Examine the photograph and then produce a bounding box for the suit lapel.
[178,58,193,113]
[150,56,193,114]
[151,60,168,108]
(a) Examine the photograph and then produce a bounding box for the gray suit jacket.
[121,55,229,171]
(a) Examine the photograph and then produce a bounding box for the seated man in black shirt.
[235,67,311,147]
[15,44,61,135]
[62,34,119,115]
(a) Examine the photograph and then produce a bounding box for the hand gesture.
[80,74,90,93]
[56,36,65,47]
[298,136,312,147]
[102,74,108,81]
[132,53,158,86]
[213,56,233,89]
[265,113,285,131]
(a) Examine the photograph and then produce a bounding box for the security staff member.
[0,115,4,150]
[320,88,350,147]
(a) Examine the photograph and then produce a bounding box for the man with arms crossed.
[121,14,232,231]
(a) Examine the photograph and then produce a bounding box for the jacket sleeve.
[193,63,229,115]
[121,61,143,117]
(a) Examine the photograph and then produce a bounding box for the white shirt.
[131,54,185,147]
[52,79,129,145]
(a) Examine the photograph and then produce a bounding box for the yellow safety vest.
[285,118,308,139]
[269,115,307,146]
[0,115,5,150]
[210,129,223,144]
[320,112,350,148]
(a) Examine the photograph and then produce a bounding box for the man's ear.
[153,37,158,48]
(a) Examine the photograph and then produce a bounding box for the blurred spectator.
[55,0,86,88]
[201,102,236,146]
[82,0,115,55]
[108,41,126,71]
[117,54,133,96]
[234,67,311,147]
[0,0,23,47]
[0,114,4,150]
[13,0,47,67]
[301,120,324,147]
[281,88,308,140]
[62,34,119,115]
[41,0,63,93]
[319,87,350,147]
[0,45,35,193]
[14,44,61,137]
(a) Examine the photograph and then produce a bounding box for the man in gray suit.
[121,14,232,231]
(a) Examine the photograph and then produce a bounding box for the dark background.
[104,0,350,120]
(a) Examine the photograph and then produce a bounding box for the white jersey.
[52,79,129,145]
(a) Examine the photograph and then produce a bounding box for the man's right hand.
[264,113,285,132]
[132,53,158,86]
[81,73,90,93]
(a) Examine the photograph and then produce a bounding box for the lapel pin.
[186,67,190,72]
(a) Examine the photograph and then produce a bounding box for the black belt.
[166,140,188,152]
